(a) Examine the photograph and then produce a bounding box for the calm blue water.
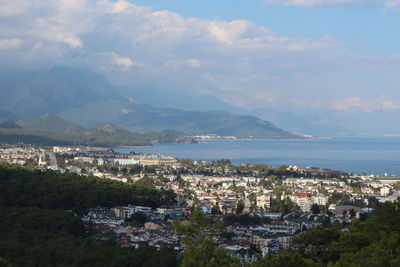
[115,137,400,176]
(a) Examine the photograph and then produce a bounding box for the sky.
[0,0,400,126]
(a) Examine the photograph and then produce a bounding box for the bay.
[115,137,400,176]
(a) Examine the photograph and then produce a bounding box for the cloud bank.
[0,0,399,113]
[265,0,400,8]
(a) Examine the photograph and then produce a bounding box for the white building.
[256,194,271,209]
[312,195,328,206]
[293,193,313,213]
[380,187,391,196]
[113,158,140,166]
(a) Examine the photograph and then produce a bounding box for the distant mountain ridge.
[0,108,23,121]
[0,114,192,146]
[0,66,298,139]
[115,106,294,139]
[0,67,125,118]
[18,114,85,135]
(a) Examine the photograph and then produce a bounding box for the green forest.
[0,127,182,147]
[0,163,176,213]
[249,201,400,267]
[0,164,177,266]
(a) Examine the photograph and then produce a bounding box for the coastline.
[114,136,400,176]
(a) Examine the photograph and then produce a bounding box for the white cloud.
[330,95,400,112]
[109,0,132,13]
[0,38,22,50]
[58,35,83,48]
[265,0,400,9]
[98,52,143,71]
[385,0,400,9]
[0,1,31,17]
[163,59,201,69]
[113,56,143,71]
[114,57,134,68]
[265,0,379,8]
[0,0,398,114]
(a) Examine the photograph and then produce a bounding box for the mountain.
[121,86,350,136]
[0,108,23,121]
[0,66,125,118]
[121,85,246,115]
[251,108,351,136]
[0,121,184,147]
[329,110,400,136]
[0,120,21,129]
[115,105,295,138]
[0,66,297,139]
[18,114,85,135]
[1,114,192,146]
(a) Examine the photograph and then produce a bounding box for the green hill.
[0,114,193,146]
[18,114,85,135]
[0,164,177,266]
[116,105,295,139]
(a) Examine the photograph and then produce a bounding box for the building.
[112,206,136,219]
[256,194,271,210]
[377,177,400,185]
[293,193,313,213]
[312,195,328,206]
[112,205,152,218]
[140,156,177,166]
[113,158,140,165]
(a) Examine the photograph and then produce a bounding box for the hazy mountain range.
[0,113,192,146]
[122,83,350,136]
[0,66,298,139]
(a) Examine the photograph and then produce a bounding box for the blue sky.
[132,0,400,56]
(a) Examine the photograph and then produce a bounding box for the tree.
[250,251,318,267]
[311,204,321,214]
[126,212,147,226]
[136,175,155,188]
[211,204,222,214]
[173,210,240,267]
[236,200,244,214]
[0,165,178,267]
[328,192,351,205]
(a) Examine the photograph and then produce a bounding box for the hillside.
[0,108,23,121]
[0,127,148,146]
[0,67,298,139]
[0,165,177,266]
[18,114,85,135]
[116,105,295,139]
[0,67,125,118]
[0,114,193,146]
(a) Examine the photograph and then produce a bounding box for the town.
[1,143,400,264]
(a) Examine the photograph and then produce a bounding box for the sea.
[115,137,400,176]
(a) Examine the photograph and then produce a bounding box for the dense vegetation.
[173,210,241,267]
[251,201,400,267]
[0,126,184,147]
[0,112,194,146]
[0,208,177,267]
[223,214,272,226]
[0,164,177,266]
[0,163,176,214]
